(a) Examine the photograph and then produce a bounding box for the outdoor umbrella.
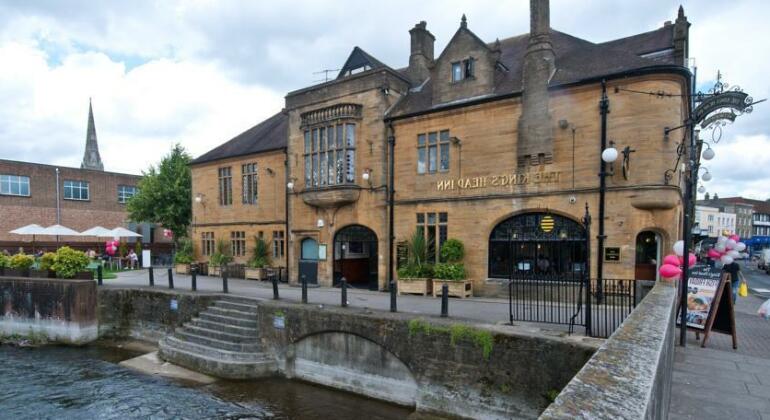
[109,227,143,238]
[80,226,114,237]
[41,224,83,246]
[9,224,47,253]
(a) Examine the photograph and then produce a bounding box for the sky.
[0,0,768,200]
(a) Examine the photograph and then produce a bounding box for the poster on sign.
[682,265,722,329]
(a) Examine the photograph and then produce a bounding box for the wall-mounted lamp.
[362,168,372,187]
[195,193,205,205]
[701,142,715,161]
[266,167,275,176]
[601,141,619,163]
[700,167,712,182]
[287,177,296,191]
[698,185,706,194]
[317,218,325,228]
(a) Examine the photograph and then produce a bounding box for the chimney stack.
[407,21,435,83]
[517,0,555,167]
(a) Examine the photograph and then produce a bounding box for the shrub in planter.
[174,238,194,274]
[0,253,8,275]
[51,246,90,279]
[209,239,233,276]
[39,252,57,271]
[7,253,34,276]
[433,262,466,280]
[440,239,465,263]
[246,237,271,280]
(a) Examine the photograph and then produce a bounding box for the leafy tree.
[127,144,192,243]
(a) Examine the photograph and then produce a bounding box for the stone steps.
[157,296,275,379]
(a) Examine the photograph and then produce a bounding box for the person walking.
[721,259,745,303]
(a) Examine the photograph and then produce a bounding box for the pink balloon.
[688,253,697,267]
[660,264,682,278]
[729,234,740,242]
[707,249,721,259]
[663,255,680,266]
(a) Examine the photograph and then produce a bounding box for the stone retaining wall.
[539,281,678,419]
[0,276,97,344]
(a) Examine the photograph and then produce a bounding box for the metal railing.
[508,274,640,338]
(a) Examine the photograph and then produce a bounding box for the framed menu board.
[677,264,737,349]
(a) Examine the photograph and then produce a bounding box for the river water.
[0,345,413,419]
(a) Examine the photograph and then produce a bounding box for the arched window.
[488,213,586,278]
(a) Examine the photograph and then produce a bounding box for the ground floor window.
[272,230,285,260]
[230,231,246,257]
[201,232,214,256]
[488,213,586,278]
[416,212,447,264]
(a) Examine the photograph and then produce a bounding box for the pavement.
[670,261,770,420]
[103,268,574,334]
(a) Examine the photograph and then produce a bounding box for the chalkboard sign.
[677,264,737,349]
[604,247,621,262]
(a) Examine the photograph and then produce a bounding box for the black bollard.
[168,267,174,289]
[222,266,229,293]
[441,284,449,318]
[272,273,279,300]
[149,267,154,287]
[191,265,197,291]
[301,274,308,304]
[97,264,103,286]
[341,277,348,307]
[390,281,397,313]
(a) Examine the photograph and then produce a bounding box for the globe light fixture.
[287,180,295,191]
[702,146,715,160]
[362,170,370,181]
[601,147,618,163]
[698,186,706,194]
[701,171,712,182]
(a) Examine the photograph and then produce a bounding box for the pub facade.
[192,0,692,295]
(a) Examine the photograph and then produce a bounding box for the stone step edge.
[190,317,259,334]
[217,295,264,305]
[158,341,277,380]
[212,301,260,313]
[204,306,259,319]
[199,312,258,325]
[160,336,269,362]
[174,330,259,351]
[181,324,258,342]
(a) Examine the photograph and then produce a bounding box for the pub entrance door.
[299,238,318,285]
[634,231,660,281]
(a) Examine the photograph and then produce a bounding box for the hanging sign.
[700,111,736,129]
[692,91,749,125]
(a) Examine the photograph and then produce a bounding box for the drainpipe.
[387,123,396,289]
[597,80,609,303]
[55,167,61,224]
[284,148,290,283]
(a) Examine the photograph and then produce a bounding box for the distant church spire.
[81,98,104,171]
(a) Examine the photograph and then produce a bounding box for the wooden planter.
[71,271,94,280]
[4,268,30,277]
[245,267,268,281]
[175,263,191,275]
[209,265,222,277]
[398,277,433,296]
[432,279,473,298]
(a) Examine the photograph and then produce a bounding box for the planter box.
[432,279,473,298]
[245,267,268,281]
[175,263,191,275]
[398,277,432,296]
[209,265,222,277]
[4,268,29,277]
[72,271,94,280]
[29,269,53,278]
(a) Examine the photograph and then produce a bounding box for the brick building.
[192,1,694,292]
[0,101,170,254]
[700,195,770,251]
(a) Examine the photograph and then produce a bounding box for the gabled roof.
[191,111,288,165]
[387,26,683,119]
[337,46,390,79]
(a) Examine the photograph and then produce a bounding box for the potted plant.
[245,236,272,280]
[209,239,233,277]
[31,252,57,278]
[6,253,35,277]
[432,239,473,298]
[51,247,92,279]
[174,238,194,274]
[397,230,434,296]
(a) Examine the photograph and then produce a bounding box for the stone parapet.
[540,281,677,419]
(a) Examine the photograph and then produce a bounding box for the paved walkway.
[670,264,770,420]
[104,269,574,334]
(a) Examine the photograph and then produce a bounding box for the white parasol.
[9,224,47,252]
[109,227,143,238]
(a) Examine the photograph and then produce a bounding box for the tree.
[127,144,192,242]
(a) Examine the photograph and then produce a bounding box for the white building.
[695,205,736,238]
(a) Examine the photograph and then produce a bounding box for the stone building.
[0,101,170,254]
[701,196,770,251]
[192,1,693,291]
[694,205,736,238]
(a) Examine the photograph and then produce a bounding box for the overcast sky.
[0,0,767,200]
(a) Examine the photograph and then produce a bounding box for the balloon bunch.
[706,234,747,265]
[659,240,696,280]
[163,229,173,239]
[105,239,120,256]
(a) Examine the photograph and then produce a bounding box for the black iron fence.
[508,275,641,338]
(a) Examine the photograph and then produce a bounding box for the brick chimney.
[517,0,555,167]
[407,21,435,83]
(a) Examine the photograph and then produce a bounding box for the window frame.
[417,130,450,174]
[218,166,232,206]
[0,174,31,197]
[63,179,90,201]
[272,230,285,260]
[201,232,215,256]
[117,184,137,204]
[230,231,246,257]
[241,163,258,205]
[416,211,448,263]
[303,122,356,189]
[450,57,475,82]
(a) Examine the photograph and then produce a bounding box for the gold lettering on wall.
[436,172,561,191]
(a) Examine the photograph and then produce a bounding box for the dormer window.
[451,58,474,82]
